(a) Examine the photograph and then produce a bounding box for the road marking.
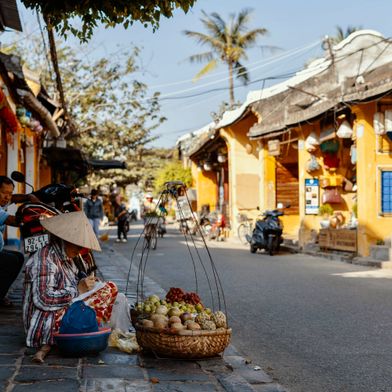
[332,270,392,279]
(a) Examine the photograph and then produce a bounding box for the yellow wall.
[353,102,392,256]
[195,169,218,211]
[220,114,260,231]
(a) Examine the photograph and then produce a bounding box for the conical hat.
[41,211,101,251]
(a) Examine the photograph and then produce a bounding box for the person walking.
[114,194,128,243]
[84,189,104,238]
[0,176,38,306]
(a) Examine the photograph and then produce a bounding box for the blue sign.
[305,178,319,215]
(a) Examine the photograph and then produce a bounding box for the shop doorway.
[276,161,299,215]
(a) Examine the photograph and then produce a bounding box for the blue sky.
[3,0,392,147]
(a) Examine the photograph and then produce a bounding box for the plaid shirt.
[23,242,79,348]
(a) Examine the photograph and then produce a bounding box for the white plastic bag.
[305,132,320,152]
[109,293,132,332]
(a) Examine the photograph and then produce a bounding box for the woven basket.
[135,325,232,359]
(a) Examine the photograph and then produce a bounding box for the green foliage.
[319,203,334,216]
[184,8,267,106]
[5,35,170,188]
[154,161,192,193]
[21,0,197,42]
[332,26,362,44]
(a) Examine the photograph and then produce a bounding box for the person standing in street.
[0,176,38,306]
[84,189,104,238]
[114,194,129,243]
[141,193,156,223]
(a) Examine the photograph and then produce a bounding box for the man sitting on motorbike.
[0,176,38,307]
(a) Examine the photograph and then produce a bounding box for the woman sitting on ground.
[23,211,118,363]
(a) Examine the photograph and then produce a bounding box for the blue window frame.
[381,171,392,213]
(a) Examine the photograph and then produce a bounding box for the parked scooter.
[11,171,97,275]
[246,203,289,256]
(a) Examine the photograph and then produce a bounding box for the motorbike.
[246,204,289,256]
[207,211,226,241]
[11,171,97,276]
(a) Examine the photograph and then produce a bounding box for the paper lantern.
[336,120,353,138]
[385,110,392,132]
[374,112,385,135]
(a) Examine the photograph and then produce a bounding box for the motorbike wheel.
[250,244,257,253]
[267,236,274,256]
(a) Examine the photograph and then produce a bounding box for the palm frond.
[234,61,249,85]
[183,30,225,51]
[187,51,215,64]
[193,60,218,81]
[232,8,253,36]
[238,28,268,47]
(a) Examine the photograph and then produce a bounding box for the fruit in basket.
[148,294,160,304]
[150,314,168,323]
[211,311,227,328]
[142,319,154,328]
[180,312,193,322]
[168,307,182,317]
[200,320,216,331]
[183,292,202,305]
[170,322,185,332]
[169,316,181,324]
[195,303,204,312]
[166,287,186,303]
[156,305,168,315]
[195,312,210,324]
[186,321,201,331]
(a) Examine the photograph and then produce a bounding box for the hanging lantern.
[217,153,227,163]
[203,162,212,171]
[385,110,392,132]
[374,112,386,135]
[336,120,353,138]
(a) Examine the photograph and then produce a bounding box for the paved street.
[0,228,282,392]
[113,221,392,392]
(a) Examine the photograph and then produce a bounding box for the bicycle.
[237,213,253,245]
[144,217,159,250]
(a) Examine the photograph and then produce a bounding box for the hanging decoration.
[374,112,385,135]
[336,120,353,139]
[0,88,20,136]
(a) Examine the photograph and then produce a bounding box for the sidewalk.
[0,242,287,392]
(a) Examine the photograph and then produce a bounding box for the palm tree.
[333,26,362,44]
[184,9,267,108]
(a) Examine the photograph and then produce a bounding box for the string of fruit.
[135,287,227,333]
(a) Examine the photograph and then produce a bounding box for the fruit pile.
[134,288,227,333]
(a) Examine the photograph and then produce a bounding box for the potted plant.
[318,203,334,228]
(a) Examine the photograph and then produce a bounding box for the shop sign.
[268,139,280,156]
[305,178,319,215]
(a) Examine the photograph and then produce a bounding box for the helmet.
[145,193,153,199]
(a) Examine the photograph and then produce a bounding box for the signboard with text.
[305,178,319,215]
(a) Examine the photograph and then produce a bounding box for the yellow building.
[179,30,392,257]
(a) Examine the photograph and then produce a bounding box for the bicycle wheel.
[238,223,250,244]
[150,229,158,250]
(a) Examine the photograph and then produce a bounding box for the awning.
[88,159,127,170]
[43,147,90,178]
[43,147,127,178]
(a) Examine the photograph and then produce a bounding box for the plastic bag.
[322,188,344,204]
[306,155,320,173]
[108,329,140,354]
[109,293,132,332]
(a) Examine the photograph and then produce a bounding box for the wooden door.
[276,162,299,215]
